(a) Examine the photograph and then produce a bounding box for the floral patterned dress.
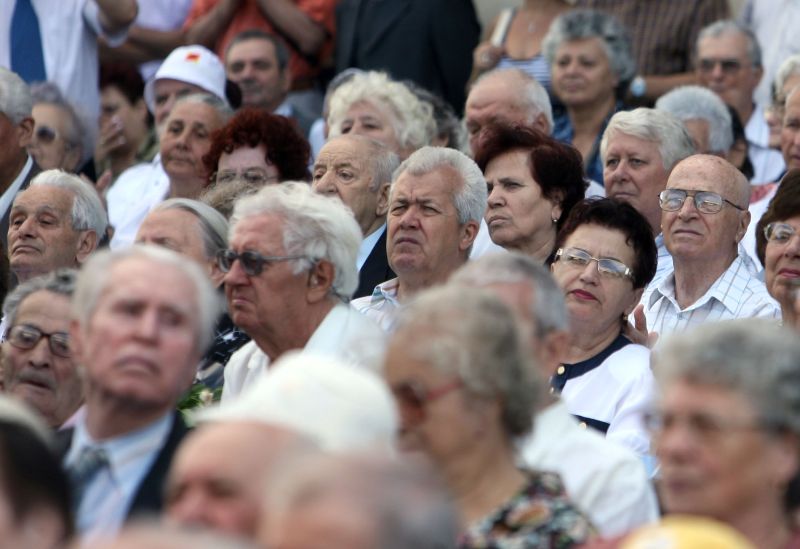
[459,471,594,549]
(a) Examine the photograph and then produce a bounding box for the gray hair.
[327,71,436,153]
[151,198,229,260]
[543,9,636,86]
[230,182,361,300]
[173,92,233,123]
[450,253,569,337]
[600,108,696,171]
[392,146,487,225]
[29,169,108,236]
[325,135,401,192]
[654,319,800,436]
[404,81,467,150]
[394,285,538,438]
[0,67,32,125]
[71,246,221,353]
[266,452,459,549]
[30,82,94,167]
[471,69,554,133]
[775,54,800,97]
[655,85,734,154]
[697,20,762,68]
[2,269,77,332]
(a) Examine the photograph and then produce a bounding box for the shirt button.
[549,387,556,395]
[557,366,566,375]
[579,422,587,429]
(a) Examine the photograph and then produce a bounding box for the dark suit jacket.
[335,0,480,113]
[57,412,190,521]
[0,158,39,248]
[354,227,395,299]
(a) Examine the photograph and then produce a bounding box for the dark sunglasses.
[216,249,305,277]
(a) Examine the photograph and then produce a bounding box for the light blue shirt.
[64,413,173,541]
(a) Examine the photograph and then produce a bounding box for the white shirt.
[134,0,194,81]
[642,254,781,341]
[107,155,169,250]
[742,184,778,272]
[0,0,130,126]
[518,400,659,537]
[746,103,786,184]
[351,277,402,333]
[64,413,173,541]
[470,218,506,259]
[221,303,385,402]
[0,155,33,223]
[358,223,385,270]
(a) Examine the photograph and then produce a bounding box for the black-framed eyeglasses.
[659,189,745,214]
[213,168,279,187]
[697,58,743,75]
[554,247,633,280]
[391,379,463,426]
[33,125,59,145]
[216,249,306,277]
[6,324,71,358]
[764,222,799,244]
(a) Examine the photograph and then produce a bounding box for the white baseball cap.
[144,45,227,113]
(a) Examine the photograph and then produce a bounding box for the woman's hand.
[95,115,127,163]
[624,304,659,348]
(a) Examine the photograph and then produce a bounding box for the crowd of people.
[1,0,800,548]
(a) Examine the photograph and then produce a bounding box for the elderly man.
[656,85,733,157]
[219,182,384,401]
[62,245,220,539]
[350,146,485,331]
[652,320,800,548]
[8,169,107,284]
[107,45,228,250]
[695,20,785,183]
[2,269,81,429]
[450,254,658,536]
[641,154,779,340]
[601,108,696,280]
[312,135,400,298]
[0,68,37,245]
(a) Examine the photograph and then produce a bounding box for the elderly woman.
[327,71,436,160]
[201,107,311,218]
[28,82,90,173]
[543,10,635,184]
[651,319,800,548]
[473,123,585,262]
[385,285,593,548]
[550,198,657,456]
[757,170,800,329]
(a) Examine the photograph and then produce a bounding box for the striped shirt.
[642,255,781,341]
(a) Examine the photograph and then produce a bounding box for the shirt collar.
[368,277,400,306]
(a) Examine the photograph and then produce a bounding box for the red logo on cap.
[185,52,201,62]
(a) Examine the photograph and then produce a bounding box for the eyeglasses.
[659,189,745,214]
[216,249,306,277]
[6,324,71,358]
[32,125,59,145]
[643,410,774,442]
[554,247,633,280]
[697,58,743,75]
[764,222,799,244]
[213,169,279,187]
[391,380,463,425]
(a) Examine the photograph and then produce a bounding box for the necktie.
[68,446,109,509]
[10,0,47,83]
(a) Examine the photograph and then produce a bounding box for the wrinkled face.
[2,291,82,428]
[28,103,80,172]
[152,79,207,129]
[8,186,87,281]
[387,167,474,282]
[662,159,748,262]
[781,91,800,171]
[73,257,201,412]
[767,75,800,150]
[215,145,280,187]
[223,214,309,341]
[682,118,712,154]
[312,137,383,236]
[338,101,405,158]
[226,38,288,112]
[551,224,640,334]
[764,215,800,307]
[552,37,618,108]
[655,379,795,522]
[484,149,561,256]
[165,423,297,538]
[603,132,669,234]
[696,32,762,116]
[160,101,223,195]
[465,74,544,154]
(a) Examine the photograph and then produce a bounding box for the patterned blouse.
[459,471,594,549]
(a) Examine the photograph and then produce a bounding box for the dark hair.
[225,29,290,72]
[0,421,73,540]
[99,62,145,104]
[554,198,657,289]
[202,107,310,181]
[473,123,586,230]
[727,104,754,180]
[756,170,800,265]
